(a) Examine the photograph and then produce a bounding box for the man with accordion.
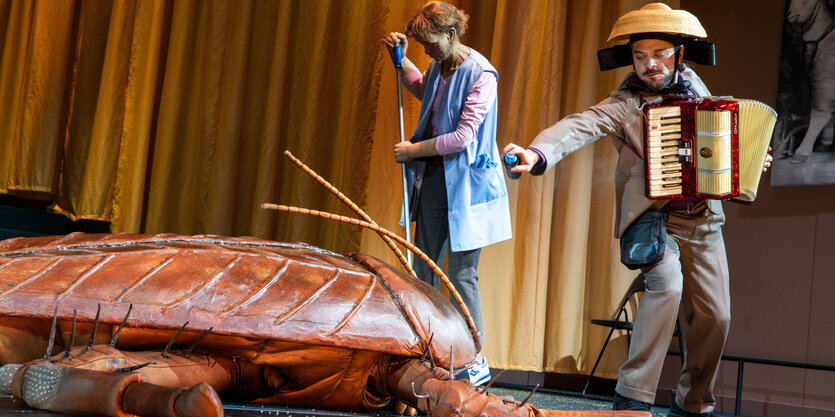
[503,3,773,417]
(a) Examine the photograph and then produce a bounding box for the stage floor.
[0,387,725,417]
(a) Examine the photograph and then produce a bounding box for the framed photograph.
[770,0,835,186]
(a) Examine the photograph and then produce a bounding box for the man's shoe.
[668,401,717,417]
[467,355,490,386]
[612,392,651,412]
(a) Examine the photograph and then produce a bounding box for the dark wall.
[0,196,109,240]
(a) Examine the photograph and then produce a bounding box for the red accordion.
[644,97,776,203]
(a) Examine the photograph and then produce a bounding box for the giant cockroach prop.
[0,152,649,417]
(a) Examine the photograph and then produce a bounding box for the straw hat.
[607,3,707,43]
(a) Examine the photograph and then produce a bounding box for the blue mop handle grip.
[394,42,402,69]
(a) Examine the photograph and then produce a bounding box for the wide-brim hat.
[607,3,707,43]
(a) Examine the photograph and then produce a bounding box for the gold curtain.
[0,0,673,377]
[367,0,672,376]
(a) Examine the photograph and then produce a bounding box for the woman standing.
[383,1,511,386]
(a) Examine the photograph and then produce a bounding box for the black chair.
[582,274,646,395]
[581,274,685,396]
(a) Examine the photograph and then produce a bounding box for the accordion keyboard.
[647,106,689,197]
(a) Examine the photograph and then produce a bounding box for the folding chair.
[582,274,647,396]
[582,273,684,396]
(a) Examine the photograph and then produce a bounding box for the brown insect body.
[0,232,483,414]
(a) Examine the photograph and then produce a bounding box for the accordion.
[644,97,776,203]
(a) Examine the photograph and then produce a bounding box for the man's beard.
[640,70,674,92]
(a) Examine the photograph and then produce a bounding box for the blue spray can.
[504,153,521,180]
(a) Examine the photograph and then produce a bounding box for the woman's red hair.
[406,2,469,42]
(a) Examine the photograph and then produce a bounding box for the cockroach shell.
[0,233,476,369]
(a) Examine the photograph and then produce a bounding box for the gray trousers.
[616,202,730,414]
[413,158,484,343]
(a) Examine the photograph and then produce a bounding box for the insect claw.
[114,361,157,373]
[448,345,453,379]
[420,333,435,364]
[183,327,213,357]
[479,369,505,394]
[44,305,59,359]
[517,383,539,408]
[109,303,133,347]
[63,309,77,360]
[161,321,189,358]
[411,382,430,399]
[81,304,102,355]
[419,337,429,361]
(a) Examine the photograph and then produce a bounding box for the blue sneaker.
[467,355,491,386]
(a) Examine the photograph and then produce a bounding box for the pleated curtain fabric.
[0,0,674,377]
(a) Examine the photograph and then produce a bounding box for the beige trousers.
[616,203,730,414]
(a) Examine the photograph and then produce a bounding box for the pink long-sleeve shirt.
[402,65,497,155]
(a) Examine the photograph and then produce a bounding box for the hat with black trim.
[597,3,715,71]
[608,3,706,42]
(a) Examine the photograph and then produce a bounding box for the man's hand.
[502,143,540,174]
[763,147,773,172]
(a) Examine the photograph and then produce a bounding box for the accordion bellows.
[644,98,777,203]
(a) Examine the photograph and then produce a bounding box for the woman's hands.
[384,32,408,66]
[394,141,415,163]
[394,139,437,163]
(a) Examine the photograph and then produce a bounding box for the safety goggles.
[632,46,680,66]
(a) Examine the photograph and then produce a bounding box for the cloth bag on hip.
[620,207,668,270]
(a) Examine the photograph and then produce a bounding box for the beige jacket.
[529,67,723,238]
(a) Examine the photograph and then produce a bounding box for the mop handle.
[394,41,412,266]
